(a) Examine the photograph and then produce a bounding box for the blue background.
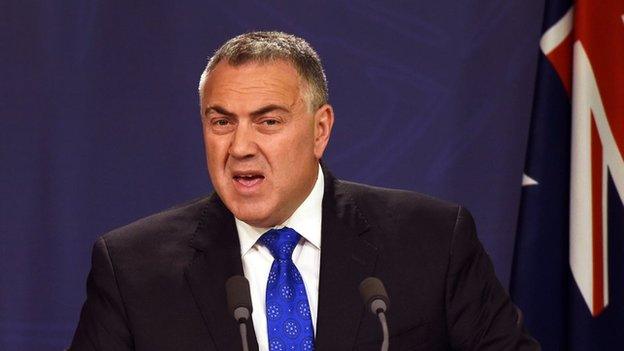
[1,1,544,349]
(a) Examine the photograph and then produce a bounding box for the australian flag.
[511,0,624,350]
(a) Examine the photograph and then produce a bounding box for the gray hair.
[198,31,328,111]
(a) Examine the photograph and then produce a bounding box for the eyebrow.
[250,104,290,117]
[204,104,291,117]
[205,105,234,117]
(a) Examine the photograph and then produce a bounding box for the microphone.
[359,277,390,351]
[225,275,253,351]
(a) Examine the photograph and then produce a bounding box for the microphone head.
[225,275,253,322]
[359,277,390,314]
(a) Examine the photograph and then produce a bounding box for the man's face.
[200,60,333,228]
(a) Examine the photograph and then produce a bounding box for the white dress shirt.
[235,164,323,351]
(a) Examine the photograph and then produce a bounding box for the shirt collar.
[236,164,324,256]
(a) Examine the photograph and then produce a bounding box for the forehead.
[201,60,303,108]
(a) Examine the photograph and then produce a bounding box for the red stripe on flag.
[591,115,605,316]
[576,0,624,158]
[546,33,573,96]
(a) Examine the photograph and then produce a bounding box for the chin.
[229,202,274,227]
[235,212,273,228]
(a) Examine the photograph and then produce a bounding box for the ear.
[313,104,335,159]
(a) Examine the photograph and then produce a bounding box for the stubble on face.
[200,60,321,228]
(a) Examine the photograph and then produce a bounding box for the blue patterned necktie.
[259,227,315,351]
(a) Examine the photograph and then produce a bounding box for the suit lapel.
[184,193,259,351]
[315,172,379,350]
[182,170,377,350]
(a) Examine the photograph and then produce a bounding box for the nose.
[228,123,258,159]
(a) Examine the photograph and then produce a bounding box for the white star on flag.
[522,173,539,187]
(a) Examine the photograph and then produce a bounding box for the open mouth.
[232,173,265,188]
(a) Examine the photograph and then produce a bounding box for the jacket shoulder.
[337,180,462,223]
[335,180,473,259]
[100,195,212,254]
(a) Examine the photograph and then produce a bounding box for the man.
[70,31,539,350]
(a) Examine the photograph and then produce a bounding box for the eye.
[262,119,279,126]
[256,117,283,133]
[213,119,230,126]
[208,117,235,134]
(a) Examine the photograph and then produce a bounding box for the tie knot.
[259,227,301,260]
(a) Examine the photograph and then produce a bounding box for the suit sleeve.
[69,237,134,351]
[445,206,540,351]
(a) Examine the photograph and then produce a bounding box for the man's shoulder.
[337,179,461,219]
[86,196,220,306]
[334,179,469,244]
[100,195,213,251]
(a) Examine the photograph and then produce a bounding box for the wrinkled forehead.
[200,60,312,111]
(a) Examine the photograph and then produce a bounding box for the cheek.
[293,130,317,159]
[204,137,229,172]
[271,129,316,179]
[269,134,311,167]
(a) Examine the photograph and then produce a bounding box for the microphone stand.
[377,310,389,351]
[359,277,391,351]
[226,275,253,351]
[238,319,249,351]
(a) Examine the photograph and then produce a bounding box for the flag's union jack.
[512,0,624,349]
[541,1,624,317]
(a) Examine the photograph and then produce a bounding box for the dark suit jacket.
[70,170,540,350]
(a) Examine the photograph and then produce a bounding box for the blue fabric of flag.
[509,1,572,349]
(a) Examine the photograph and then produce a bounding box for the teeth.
[235,174,260,178]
